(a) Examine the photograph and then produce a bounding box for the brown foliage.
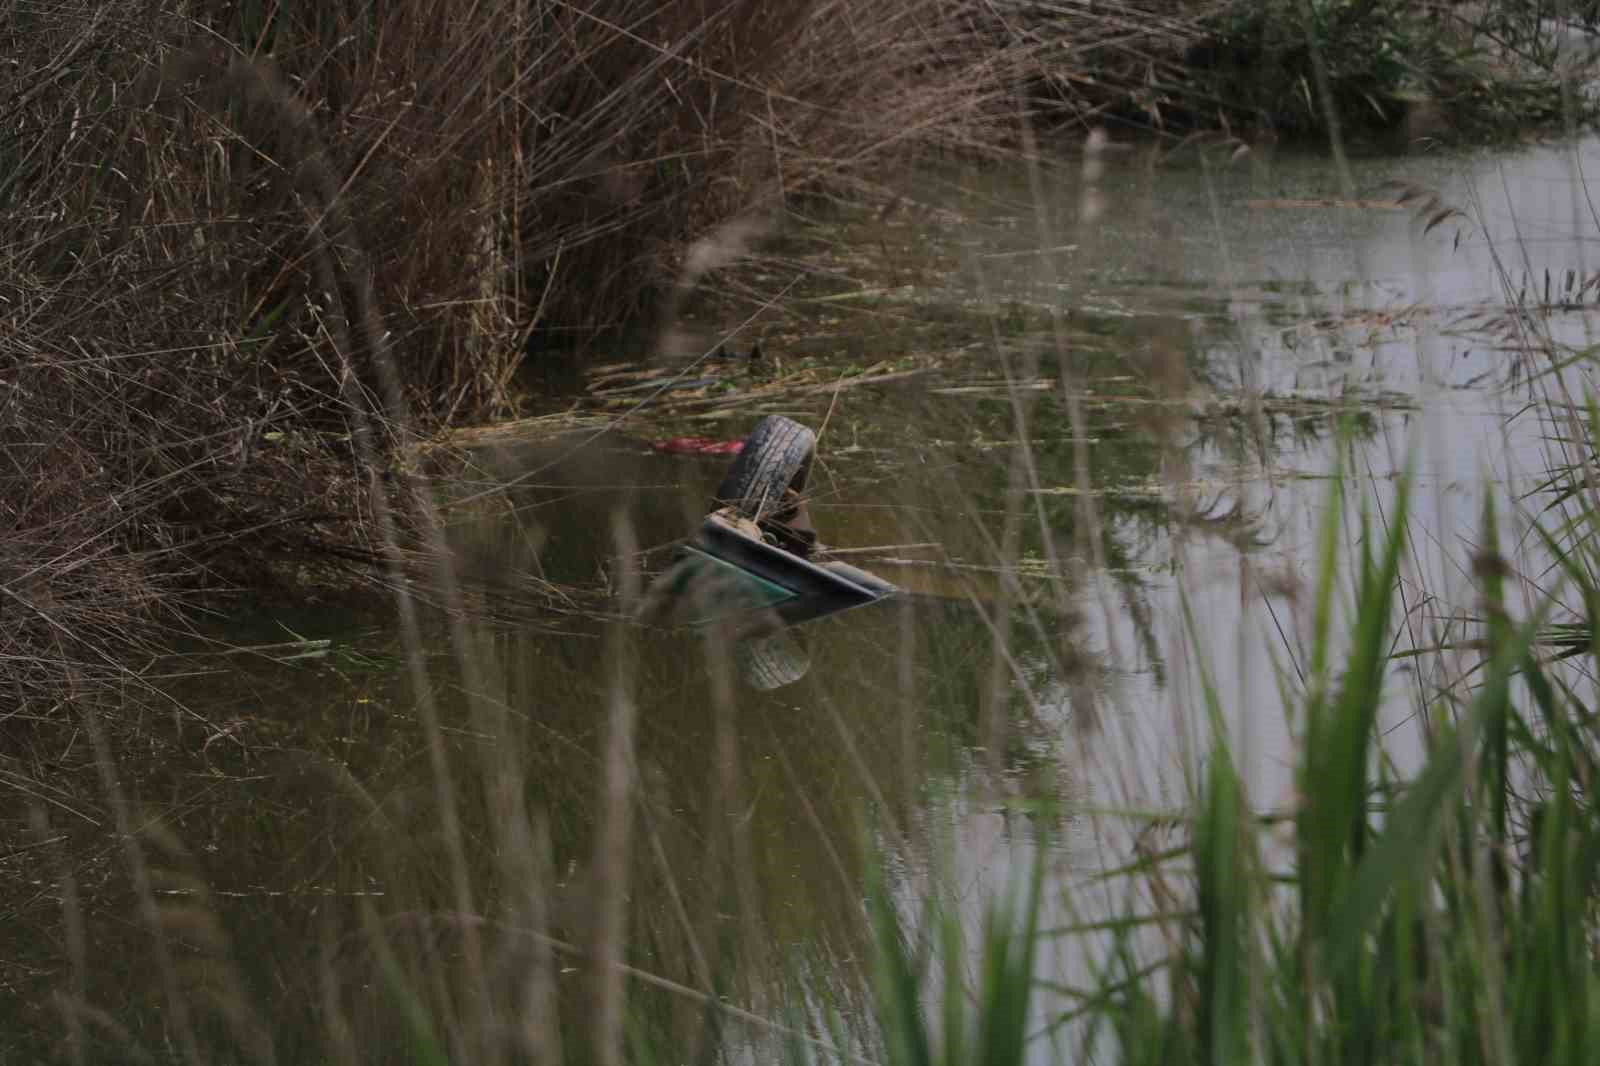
[0,0,1021,708]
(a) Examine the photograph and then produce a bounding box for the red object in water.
[651,436,745,456]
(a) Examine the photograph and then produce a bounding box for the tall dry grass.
[0,0,1029,714]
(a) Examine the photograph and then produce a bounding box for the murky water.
[11,136,1600,1059]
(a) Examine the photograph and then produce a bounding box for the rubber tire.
[713,416,816,525]
[734,631,811,691]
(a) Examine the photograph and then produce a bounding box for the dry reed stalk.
[589,510,642,1066]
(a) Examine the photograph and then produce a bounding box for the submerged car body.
[640,416,898,686]
[669,508,895,629]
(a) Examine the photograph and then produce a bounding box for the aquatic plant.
[830,463,1600,1066]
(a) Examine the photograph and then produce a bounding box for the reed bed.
[0,0,1029,715]
[9,4,1600,1065]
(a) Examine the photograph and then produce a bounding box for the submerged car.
[640,415,897,688]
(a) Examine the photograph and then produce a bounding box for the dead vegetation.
[0,0,1043,712]
[10,0,1559,712]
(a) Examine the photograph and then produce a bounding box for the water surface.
[10,135,1600,1060]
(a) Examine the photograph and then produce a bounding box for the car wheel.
[712,415,816,527]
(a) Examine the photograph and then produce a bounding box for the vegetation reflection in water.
[14,137,1586,1063]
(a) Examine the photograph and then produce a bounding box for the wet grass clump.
[839,461,1600,1065]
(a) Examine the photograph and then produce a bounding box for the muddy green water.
[9,137,1599,1059]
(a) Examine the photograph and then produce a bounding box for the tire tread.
[713,416,816,523]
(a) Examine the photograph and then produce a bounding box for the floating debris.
[651,437,744,456]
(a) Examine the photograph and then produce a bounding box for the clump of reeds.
[0,0,1029,713]
[833,455,1600,1066]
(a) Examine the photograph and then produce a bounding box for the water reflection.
[13,135,1600,1060]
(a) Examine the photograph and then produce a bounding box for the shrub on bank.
[1184,0,1583,139]
[997,0,1586,141]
